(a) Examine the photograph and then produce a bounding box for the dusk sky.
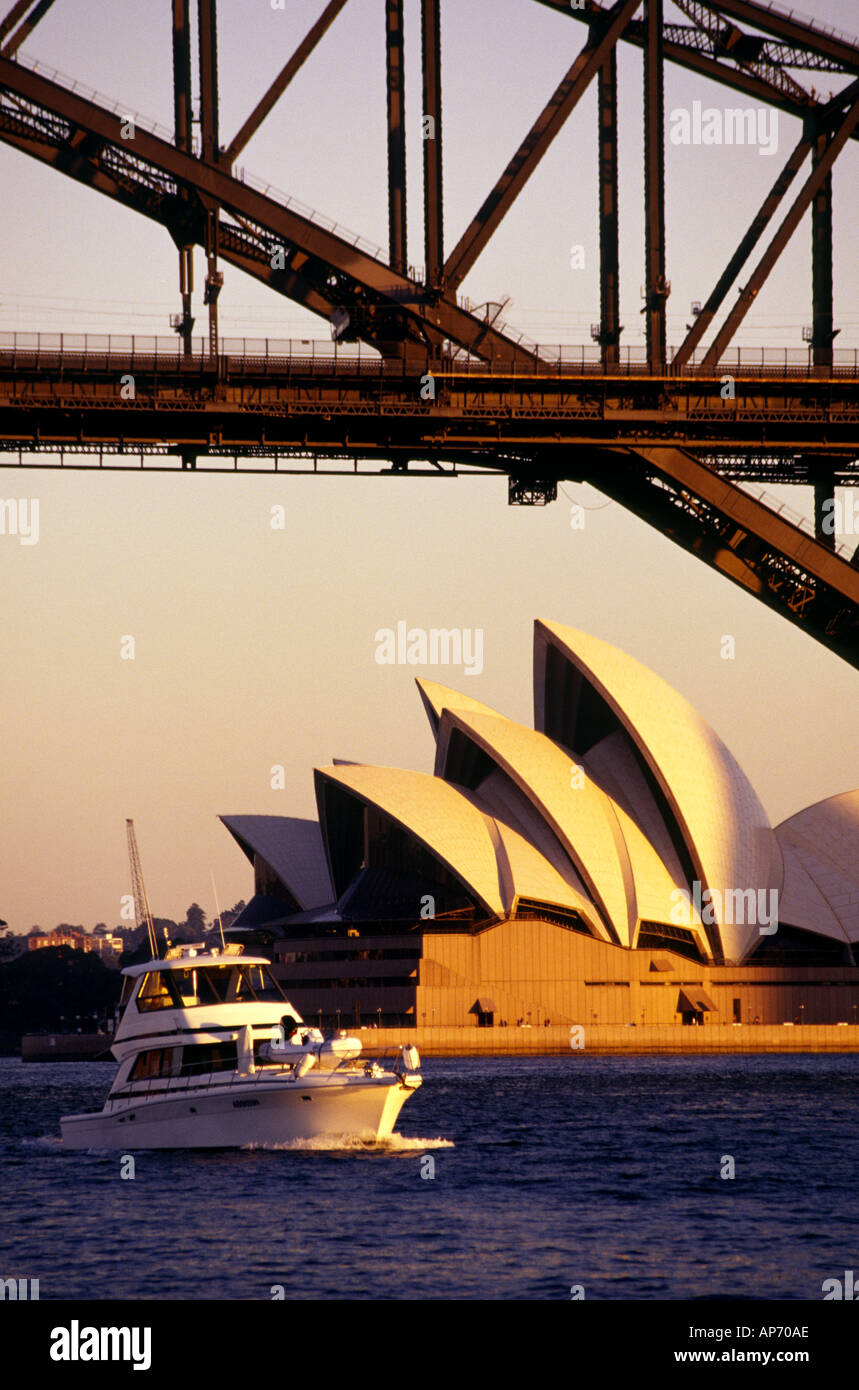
[1,0,857,932]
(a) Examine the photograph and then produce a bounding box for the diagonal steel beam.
[0,54,538,365]
[442,0,640,290]
[538,0,859,70]
[672,0,810,103]
[225,0,349,166]
[533,2,859,142]
[702,83,859,367]
[673,131,810,367]
[0,0,32,44]
[702,0,859,71]
[586,445,859,667]
[0,0,55,57]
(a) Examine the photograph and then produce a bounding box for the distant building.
[221,621,859,1028]
[26,928,122,963]
[29,928,90,953]
[89,934,124,964]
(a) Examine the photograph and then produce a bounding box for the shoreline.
[13,1021,859,1062]
[359,1022,859,1056]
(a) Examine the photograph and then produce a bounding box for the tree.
[184,903,207,940]
[0,946,121,1045]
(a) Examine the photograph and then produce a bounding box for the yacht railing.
[107,1054,395,1104]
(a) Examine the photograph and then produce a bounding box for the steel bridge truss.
[0,0,857,666]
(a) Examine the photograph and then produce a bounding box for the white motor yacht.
[60,943,422,1149]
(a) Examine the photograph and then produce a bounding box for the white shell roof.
[435,707,636,945]
[456,787,605,934]
[220,815,332,909]
[314,763,507,917]
[583,730,689,886]
[776,791,859,942]
[415,678,501,736]
[534,619,782,961]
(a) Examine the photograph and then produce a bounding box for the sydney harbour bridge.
[0,0,857,665]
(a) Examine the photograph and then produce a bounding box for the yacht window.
[130,1048,175,1080]
[136,964,290,1009]
[171,969,199,1006]
[196,967,230,1003]
[242,965,288,1004]
[136,971,181,1012]
[180,1042,238,1076]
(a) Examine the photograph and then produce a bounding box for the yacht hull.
[60,1074,420,1150]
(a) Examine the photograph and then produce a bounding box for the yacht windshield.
[142,963,288,1009]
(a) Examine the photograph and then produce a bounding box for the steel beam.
[584,445,859,666]
[672,0,810,104]
[197,0,219,165]
[225,0,349,165]
[421,0,443,288]
[197,0,221,358]
[673,133,810,368]
[644,0,667,372]
[443,0,639,291]
[0,56,538,365]
[536,0,859,72]
[811,131,834,374]
[172,0,194,357]
[598,49,620,367]
[699,0,859,71]
[172,0,193,154]
[0,0,55,57]
[0,0,31,44]
[386,0,407,275]
[813,464,836,550]
[534,2,859,145]
[702,85,859,368]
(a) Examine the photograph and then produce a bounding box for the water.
[1,1053,857,1300]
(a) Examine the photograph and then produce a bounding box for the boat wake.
[23,1135,66,1152]
[241,1133,454,1153]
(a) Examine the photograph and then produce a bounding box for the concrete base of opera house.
[358,1023,859,1056]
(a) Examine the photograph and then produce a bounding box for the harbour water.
[1,1053,857,1301]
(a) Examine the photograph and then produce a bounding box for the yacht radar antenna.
[126,819,167,958]
[210,870,226,951]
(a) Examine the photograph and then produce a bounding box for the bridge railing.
[738,485,855,562]
[1,332,858,377]
[749,0,859,48]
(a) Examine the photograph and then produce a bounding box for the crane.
[125,819,167,959]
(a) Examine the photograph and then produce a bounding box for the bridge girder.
[0,0,857,665]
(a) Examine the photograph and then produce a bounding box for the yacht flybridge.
[60,943,422,1149]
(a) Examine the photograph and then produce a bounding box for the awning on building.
[677,988,716,1013]
[650,954,674,972]
[470,997,496,1013]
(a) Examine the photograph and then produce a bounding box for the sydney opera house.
[222,621,859,1029]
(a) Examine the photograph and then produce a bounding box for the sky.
[1,0,857,932]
